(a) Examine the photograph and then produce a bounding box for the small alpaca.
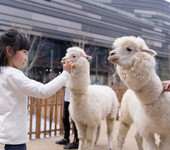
[62,47,118,150]
[108,36,170,150]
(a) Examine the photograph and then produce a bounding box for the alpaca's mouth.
[108,56,119,63]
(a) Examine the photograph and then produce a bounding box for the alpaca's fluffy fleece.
[69,85,118,125]
[62,47,118,150]
[108,36,170,150]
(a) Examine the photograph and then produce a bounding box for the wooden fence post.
[35,99,42,138]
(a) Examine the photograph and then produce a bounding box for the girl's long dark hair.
[0,29,30,71]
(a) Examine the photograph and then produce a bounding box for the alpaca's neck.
[134,72,162,105]
[69,74,89,93]
[118,54,163,105]
[67,67,89,94]
[119,66,163,105]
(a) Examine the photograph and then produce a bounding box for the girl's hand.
[63,60,72,74]
[162,80,170,92]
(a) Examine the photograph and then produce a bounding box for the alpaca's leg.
[159,134,170,150]
[117,121,131,150]
[106,116,115,150]
[94,122,101,145]
[78,138,85,150]
[86,125,98,150]
[143,135,158,150]
[134,132,143,150]
[75,122,86,150]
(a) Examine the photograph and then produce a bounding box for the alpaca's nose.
[110,50,116,56]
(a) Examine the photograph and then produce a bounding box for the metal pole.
[95,54,98,84]
[50,49,53,73]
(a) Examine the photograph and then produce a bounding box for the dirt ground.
[27,120,138,150]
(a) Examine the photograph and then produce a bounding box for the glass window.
[156,57,170,80]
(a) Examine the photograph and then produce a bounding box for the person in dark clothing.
[56,88,79,149]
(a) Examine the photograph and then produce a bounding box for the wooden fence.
[28,86,127,139]
[28,87,65,139]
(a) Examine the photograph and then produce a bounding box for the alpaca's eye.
[127,48,132,52]
[73,55,76,58]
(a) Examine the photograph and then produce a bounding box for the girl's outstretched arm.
[7,60,72,98]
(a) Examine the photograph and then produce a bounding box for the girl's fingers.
[165,83,170,90]
[65,60,72,65]
[63,60,72,74]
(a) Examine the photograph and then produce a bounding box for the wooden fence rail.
[28,86,127,139]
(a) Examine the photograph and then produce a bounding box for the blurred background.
[0,0,170,85]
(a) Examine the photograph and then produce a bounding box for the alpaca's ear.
[141,49,157,56]
[85,55,92,60]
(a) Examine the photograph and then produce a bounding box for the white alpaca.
[117,89,143,150]
[62,47,118,150]
[108,36,170,150]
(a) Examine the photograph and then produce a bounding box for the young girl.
[0,29,72,150]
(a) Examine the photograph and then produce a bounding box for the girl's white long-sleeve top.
[0,66,70,144]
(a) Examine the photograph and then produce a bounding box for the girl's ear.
[6,46,14,57]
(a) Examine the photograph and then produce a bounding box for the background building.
[0,0,170,84]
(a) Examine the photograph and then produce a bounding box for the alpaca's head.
[108,36,158,90]
[62,47,92,77]
[108,36,157,68]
